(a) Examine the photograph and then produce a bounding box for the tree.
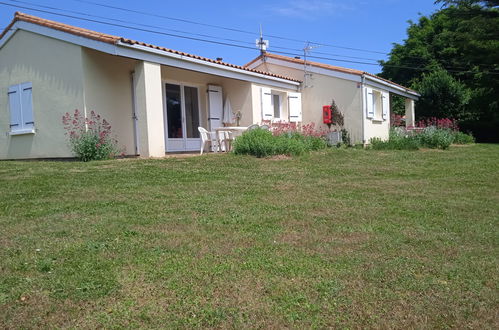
[435,0,499,8]
[412,70,472,120]
[379,4,499,141]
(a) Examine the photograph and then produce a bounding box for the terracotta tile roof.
[245,53,418,94]
[1,12,120,44]
[1,12,301,83]
[118,38,299,82]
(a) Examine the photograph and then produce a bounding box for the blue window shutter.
[20,82,34,129]
[8,85,22,131]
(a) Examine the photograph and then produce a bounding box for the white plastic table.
[215,126,248,151]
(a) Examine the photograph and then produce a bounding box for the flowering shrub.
[62,109,121,161]
[301,122,329,137]
[391,114,405,127]
[417,126,454,149]
[261,121,328,137]
[370,128,420,150]
[414,117,459,131]
[370,126,474,150]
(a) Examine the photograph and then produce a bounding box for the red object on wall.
[323,105,332,124]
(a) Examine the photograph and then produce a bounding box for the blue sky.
[0,0,441,73]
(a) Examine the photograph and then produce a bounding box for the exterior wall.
[82,48,137,155]
[160,66,254,128]
[253,61,364,143]
[251,83,291,124]
[363,114,390,142]
[0,30,303,159]
[0,30,85,159]
[363,85,390,142]
[223,79,253,126]
[134,61,165,157]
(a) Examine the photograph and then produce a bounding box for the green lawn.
[1,145,498,328]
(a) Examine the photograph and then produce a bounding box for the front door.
[165,83,201,152]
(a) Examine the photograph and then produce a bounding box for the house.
[0,12,302,159]
[1,12,419,160]
[245,53,420,143]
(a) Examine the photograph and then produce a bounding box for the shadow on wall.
[7,133,35,157]
[1,62,84,159]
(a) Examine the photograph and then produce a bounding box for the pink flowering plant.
[62,109,121,161]
[414,117,459,131]
[261,120,328,137]
[391,114,405,127]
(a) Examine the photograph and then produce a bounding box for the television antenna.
[256,24,269,55]
[303,41,321,88]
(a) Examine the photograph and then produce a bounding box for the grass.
[0,144,498,328]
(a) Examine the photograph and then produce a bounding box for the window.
[272,94,281,119]
[370,90,383,121]
[8,82,35,134]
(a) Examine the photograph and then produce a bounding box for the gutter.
[364,74,420,98]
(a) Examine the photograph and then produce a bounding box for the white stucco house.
[0,12,303,159]
[1,12,419,160]
[245,53,420,144]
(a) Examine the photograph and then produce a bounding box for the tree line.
[379,0,498,141]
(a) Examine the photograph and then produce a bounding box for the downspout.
[360,74,365,145]
[130,71,140,155]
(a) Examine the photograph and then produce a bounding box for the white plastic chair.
[246,124,260,131]
[198,127,219,155]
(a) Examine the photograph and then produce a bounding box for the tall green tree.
[380,3,499,141]
[412,69,472,120]
[436,0,499,8]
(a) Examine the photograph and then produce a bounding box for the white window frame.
[8,82,35,135]
[271,93,282,120]
[372,90,383,121]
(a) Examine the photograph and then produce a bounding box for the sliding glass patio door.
[165,83,201,152]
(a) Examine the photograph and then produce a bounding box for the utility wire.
[72,0,499,66]
[71,0,390,55]
[7,0,498,71]
[7,0,499,70]
[6,0,388,63]
[1,1,497,75]
[67,0,499,68]
[6,0,258,47]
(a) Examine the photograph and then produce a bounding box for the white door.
[165,83,201,152]
[208,85,223,131]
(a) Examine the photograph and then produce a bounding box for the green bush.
[232,128,327,157]
[305,135,329,151]
[371,127,474,151]
[417,127,454,150]
[70,131,120,162]
[370,128,420,150]
[452,131,475,144]
[232,128,275,158]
